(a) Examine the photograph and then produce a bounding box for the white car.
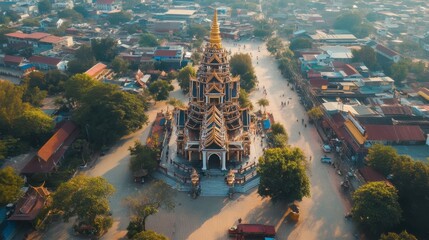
[321,156,332,164]
[322,144,332,153]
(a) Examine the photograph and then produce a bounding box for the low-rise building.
[28,55,65,71]
[95,0,121,12]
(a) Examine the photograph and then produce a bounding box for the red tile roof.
[154,49,178,57]
[4,55,23,64]
[365,125,425,142]
[38,35,64,44]
[96,0,115,4]
[37,121,77,162]
[85,62,107,78]
[309,78,328,88]
[5,32,51,40]
[29,55,61,66]
[375,44,399,58]
[8,185,50,221]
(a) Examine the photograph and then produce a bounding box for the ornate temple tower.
[175,10,251,171]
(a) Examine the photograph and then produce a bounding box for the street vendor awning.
[263,119,271,130]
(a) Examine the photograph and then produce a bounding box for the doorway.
[208,153,221,169]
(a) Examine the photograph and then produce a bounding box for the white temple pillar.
[202,151,207,170]
[222,152,226,170]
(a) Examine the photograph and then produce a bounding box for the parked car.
[321,156,332,164]
[322,144,332,153]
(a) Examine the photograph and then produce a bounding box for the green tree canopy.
[0,81,26,131]
[271,123,286,135]
[73,84,148,148]
[73,6,90,18]
[67,45,96,74]
[289,38,313,51]
[366,144,398,176]
[111,56,130,74]
[22,18,40,27]
[132,230,169,240]
[380,231,417,240]
[352,182,402,235]
[44,70,69,94]
[38,0,52,14]
[91,38,118,62]
[230,53,257,91]
[390,61,409,84]
[0,167,24,206]
[139,33,159,47]
[258,147,310,201]
[352,46,379,71]
[256,98,269,113]
[148,80,174,101]
[253,19,273,39]
[64,73,99,107]
[177,65,196,93]
[166,97,185,109]
[58,9,83,21]
[129,141,159,175]
[13,108,54,145]
[334,12,373,37]
[266,37,285,55]
[238,89,253,110]
[107,11,132,25]
[272,133,288,148]
[307,106,323,120]
[125,181,175,238]
[52,175,115,235]
[187,24,209,39]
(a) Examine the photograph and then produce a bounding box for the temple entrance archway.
[208,153,221,169]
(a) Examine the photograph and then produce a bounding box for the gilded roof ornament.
[209,9,222,48]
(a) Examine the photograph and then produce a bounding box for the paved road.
[39,41,357,240]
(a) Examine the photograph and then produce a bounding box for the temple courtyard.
[38,39,357,240]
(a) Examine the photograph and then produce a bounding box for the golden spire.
[209,9,222,48]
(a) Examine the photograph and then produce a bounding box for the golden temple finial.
[210,9,222,48]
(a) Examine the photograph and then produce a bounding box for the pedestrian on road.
[299,131,301,135]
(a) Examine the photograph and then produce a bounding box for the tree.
[307,106,323,121]
[73,6,90,18]
[139,33,159,47]
[91,38,118,62]
[132,230,168,240]
[0,167,24,205]
[67,45,96,74]
[230,53,257,91]
[390,61,409,84]
[258,147,310,202]
[23,71,46,90]
[266,37,284,55]
[125,181,175,238]
[257,98,269,113]
[191,52,201,64]
[352,182,401,235]
[272,134,288,148]
[380,231,417,240]
[21,86,47,107]
[334,12,362,31]
[148,80,174,101]
[352,46,379,71]
[187,24,209,39]
[289,38,313,51]
[177,65,196,93]
[0,81,26,131]
[238,89,253,110]
[129,141,159,175]
[253,19,273,39]
[166,97,185,109]
[111,56,130,74]
[64,73,99,107]
[107,11,132,25]
[366,144,398,176]
[13,108,54,145]
[45,70,69,94]
[58,9,83,21]
[38,0,52,14]
[22,18,40,27]
[52,175,115,235]
[271,123,286,135]
[73,84,148,148]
